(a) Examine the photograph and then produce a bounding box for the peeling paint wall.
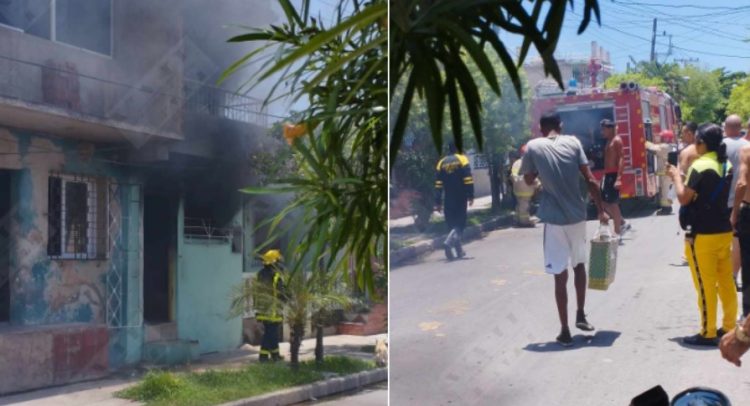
[0,127,135,327]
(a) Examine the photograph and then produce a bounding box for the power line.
[600,23,750,59]
[613,0,750,11]
[612,0,750,15]
[609,2,749,43]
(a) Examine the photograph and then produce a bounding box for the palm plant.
[390,0,602,163]
[229,265,352,369]
[222,0,387,294]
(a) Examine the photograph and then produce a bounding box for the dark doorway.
[0,170,11,322]
[143,193,175,323]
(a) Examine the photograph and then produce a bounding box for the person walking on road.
[255,249,287,362]
[434,142,474,260]
[646,129,676,215]
[600,119,629,238]
[520,111,609,347]
[511,144,540,227]
[724,115,749,290]
[667,123,738,347]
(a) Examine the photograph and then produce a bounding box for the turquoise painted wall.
[6,130,134,326]
[108,182,144,368]
[176,200,243,354]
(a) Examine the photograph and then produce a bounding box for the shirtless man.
[679,121,699,176]
[725,115,748,288]
[600,119,627,236]
[732,143,750,321]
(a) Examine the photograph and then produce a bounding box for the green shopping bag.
[588,224,618,290]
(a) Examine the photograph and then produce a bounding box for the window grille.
[48,173,107,260]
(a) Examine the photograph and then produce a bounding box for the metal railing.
[0,54,269,134]
[0,54,182,134]
[183,217,232,243]
[184,79,268,128]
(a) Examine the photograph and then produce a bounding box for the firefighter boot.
[452,229,466,259]
[444,230,457,260]
[259,352,270,363]
[271,350,283,362]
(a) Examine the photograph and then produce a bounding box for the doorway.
[143,193,175,323]
[0,170,12,322]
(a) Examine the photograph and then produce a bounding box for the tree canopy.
[726,79,750,121]
[390,0,602,165]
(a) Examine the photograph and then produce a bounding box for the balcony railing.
[184,79,268,128]
[0,54,182,135]
[0,54,269,136]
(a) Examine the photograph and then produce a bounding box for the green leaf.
[434,19,500,94]
[390,69,418,168]
[279,0,304,26]
[258,3,386,82]
[227,32,274,43]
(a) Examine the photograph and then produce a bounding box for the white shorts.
[543,222,588,275]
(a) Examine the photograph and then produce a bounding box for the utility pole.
[650,18,657,63]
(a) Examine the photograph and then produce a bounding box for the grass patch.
[116,356,376,406]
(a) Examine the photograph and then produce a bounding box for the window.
[55,0,111,55]
[48,174,107,259]
[0,0,51,38]
[0,0,111,56]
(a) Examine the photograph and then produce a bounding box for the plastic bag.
[588,223,618,291]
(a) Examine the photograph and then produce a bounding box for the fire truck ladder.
[615,105,632,168]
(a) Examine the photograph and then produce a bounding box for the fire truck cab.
[530,85,679,202]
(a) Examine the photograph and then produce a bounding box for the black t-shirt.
[685,153,732,234]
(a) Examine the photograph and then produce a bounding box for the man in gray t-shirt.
[520,134,589,225]
[519,111,609,347]
[723,114,748,286]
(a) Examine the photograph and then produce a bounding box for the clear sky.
[501,0,750,74]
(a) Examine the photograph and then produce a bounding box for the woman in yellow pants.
[668,123,738,346]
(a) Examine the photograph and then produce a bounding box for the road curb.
[391,214,513,268]
[217,368,387,406]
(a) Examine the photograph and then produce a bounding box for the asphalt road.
[298,382,387,405]
[390,211,750,405]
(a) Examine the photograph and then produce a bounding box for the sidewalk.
[0,334,386,406]
[388,195,493,228]
[389,195,514,267]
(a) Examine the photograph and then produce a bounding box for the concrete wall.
[0,324,109,394]
[176,200,243,354]
[0,0,183,136]
[0,128,135,327]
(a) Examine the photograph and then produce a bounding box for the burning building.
[0,0,283,394]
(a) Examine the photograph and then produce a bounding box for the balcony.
[0,54,182,144]
[183,80,269,129]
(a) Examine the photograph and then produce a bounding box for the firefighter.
[435,142,474,260]
[646,129,676,215]
[255,249,286,362]
[511,144,540,227]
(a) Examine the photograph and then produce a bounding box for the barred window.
[48,174,107,259]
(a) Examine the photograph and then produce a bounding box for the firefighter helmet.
[261,249,283,265]
[660,130,674,143]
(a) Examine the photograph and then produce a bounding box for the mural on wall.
[4,130,129,326]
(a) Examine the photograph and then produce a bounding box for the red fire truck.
[530,84,680,202]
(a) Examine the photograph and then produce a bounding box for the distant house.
[0,1,281,394]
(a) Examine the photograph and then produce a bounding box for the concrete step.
[143,339,199,366]
[144,322,177,342]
